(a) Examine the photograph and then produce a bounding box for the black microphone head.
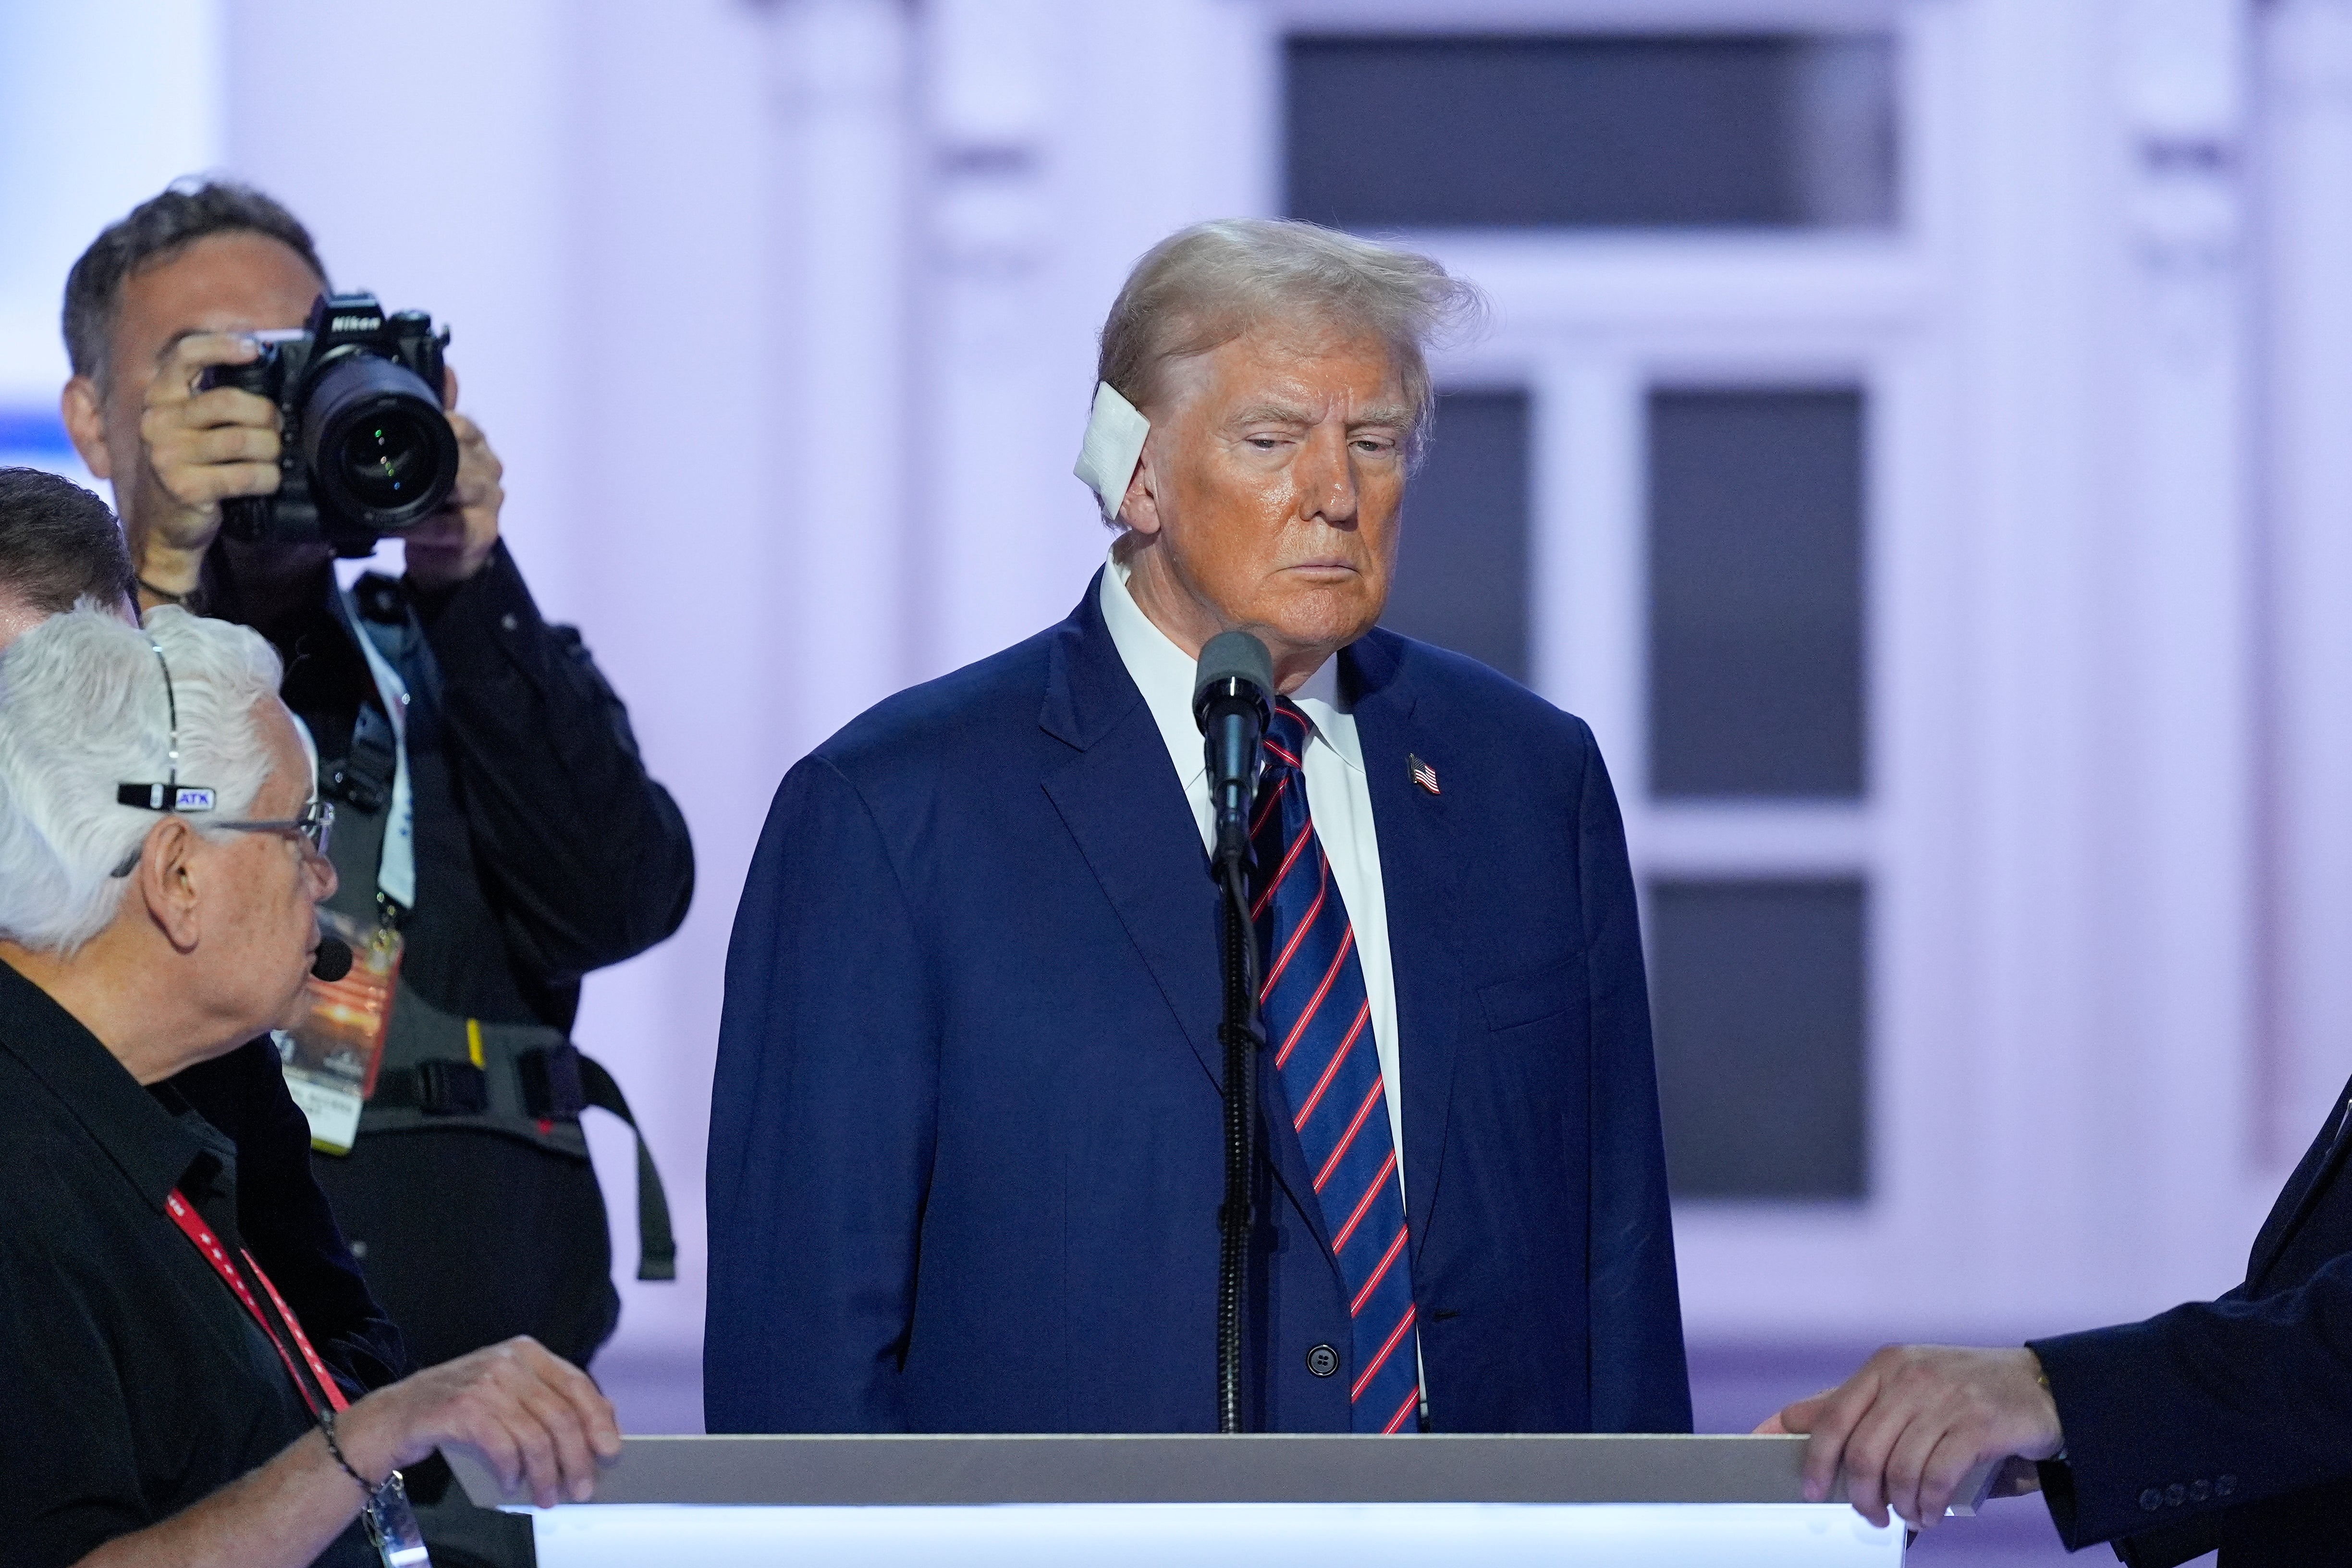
[1192,630,1275,732]
[310,936,353,983]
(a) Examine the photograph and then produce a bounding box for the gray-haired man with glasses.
[0,464,415,1441]
[0,603,621,1568]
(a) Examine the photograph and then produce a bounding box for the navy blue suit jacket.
[706,577,1690,1434]
[2031,1074,2352,1566]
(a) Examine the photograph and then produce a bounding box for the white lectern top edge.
[449,1433,1826,1510]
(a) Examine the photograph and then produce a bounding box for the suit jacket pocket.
[1477,968,1575,1033]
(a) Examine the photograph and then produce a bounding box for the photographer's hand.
[127,332,283,602]
[403,369,503,591]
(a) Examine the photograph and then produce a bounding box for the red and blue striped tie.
[1251,700,1421,1434]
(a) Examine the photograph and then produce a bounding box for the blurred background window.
[1284,34,1899,231]
[1642,386,1871,1202]
[1649,387,1867,800]
[1649,877,1870,1200]
[1382,389,1532,684]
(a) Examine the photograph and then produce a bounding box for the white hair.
[0,604,282,955]
[1093,218,1488,473]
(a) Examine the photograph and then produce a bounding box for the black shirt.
[170,1040,407,1392]
[203,540,695,1368]
[218,540,696,1032]
[0,961,374,1568]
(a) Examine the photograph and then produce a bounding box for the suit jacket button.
[2140,1488,2164,1512]
[2165,1483,2186,1507]
[2217,1475,2236,1497]
[1306,1344,1341,1378]
[2189,1479,2210,1503]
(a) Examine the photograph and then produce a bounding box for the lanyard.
[330,587,417,912]
[165,1190,431,1566]
[165,1188,347,1417]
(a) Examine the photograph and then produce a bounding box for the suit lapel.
[1035,579,1335,1258]
[1037,579,1223,1089]
[2247,1074,2352,1290]
[1344,635,1465,1252]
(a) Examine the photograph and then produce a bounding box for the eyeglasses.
[215,798,335,858]
[110,797,334,879]
[110,637,331,877]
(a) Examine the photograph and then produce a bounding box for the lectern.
[450,1433,1907,1565]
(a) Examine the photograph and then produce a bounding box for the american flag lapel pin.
[1409,753,1441,796]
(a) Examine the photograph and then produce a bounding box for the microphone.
[1192,630,1274,871]
[1193,629,1275,1433]
[310,937,354,983]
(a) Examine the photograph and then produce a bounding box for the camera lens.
[338,413,438,510]
[300,353,460,532]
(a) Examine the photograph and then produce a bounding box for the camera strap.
[330,584,416,912]
[280,586,422,1155]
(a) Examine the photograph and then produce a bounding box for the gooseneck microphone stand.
[1212,852,1262,1433]
[1193,632,1275,1435]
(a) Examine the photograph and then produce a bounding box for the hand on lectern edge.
[1754,1344,2064,1531]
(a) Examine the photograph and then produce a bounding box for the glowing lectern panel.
[450,1434,1904,1567]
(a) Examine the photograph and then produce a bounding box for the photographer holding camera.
[59,181,694,1567]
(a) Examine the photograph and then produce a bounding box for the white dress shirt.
[1099,552,1409,1200]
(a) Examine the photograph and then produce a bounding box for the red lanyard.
[165,1188,349,1417]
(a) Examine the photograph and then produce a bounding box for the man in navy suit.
[1764,1082,2352,1563]
[707,219,1690,1435]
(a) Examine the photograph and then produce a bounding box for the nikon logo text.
[330,316,379,333]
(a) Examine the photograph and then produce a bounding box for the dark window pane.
[1285,35,1896,231]
[1649,388,1865,798]
[1649,878,1867,1200]
[1381,390,1530,683]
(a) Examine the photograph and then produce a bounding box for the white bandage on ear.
[1073,381,1151,524]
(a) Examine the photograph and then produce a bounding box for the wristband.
[135,574,193,607]
[318,1408,380,1497]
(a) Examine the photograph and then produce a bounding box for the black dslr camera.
[199,292,459,556]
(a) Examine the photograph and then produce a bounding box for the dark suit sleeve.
[2031,1257,2352,1552]
[414,541,695,981]
[705,755,939,1433]
[1572,720,1693,1433]
[169,1041,406,1392]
